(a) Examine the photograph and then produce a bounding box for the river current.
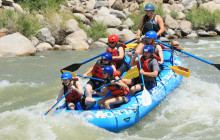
[0,37,219,140]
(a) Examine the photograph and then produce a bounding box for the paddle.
[155,40,220,71]
[93,67,139,91]
[44,89,72,115]
[166,65,190,77]
[61,52,106,72]
[61,70,104,82]
[61,39,136,72]
[137,54,152,106]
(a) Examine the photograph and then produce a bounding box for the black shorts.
[87,79,105,90]
[132,76,156,90]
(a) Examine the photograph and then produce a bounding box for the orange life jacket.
[92,60,112,79]
[137,56,155,78]
[107,77,129,97]
[63,77,81,102]
[107,42,126,68]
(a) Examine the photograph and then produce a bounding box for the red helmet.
[108,34,119,42]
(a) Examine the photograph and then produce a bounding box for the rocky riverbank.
[0,0,220,57]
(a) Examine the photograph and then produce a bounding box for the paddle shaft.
[44,89,72,115]
[155,40,216,66]
[94,78,122,91]
[77,74,104,82]
[137,54,146,87]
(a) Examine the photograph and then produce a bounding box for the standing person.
[135,3,164,40]
[106,34,129,75]
[135,31,163,64]
[48,72,84,111]
[125,45,160,96]
[82,52,116,110]
[93,66,130,109]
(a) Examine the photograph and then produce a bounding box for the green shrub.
[17,0,66,12]
[86,22,109,41]
[186,6,220,30]
[155,3,166,18]
[170,10,178,19]
[0,9,43,37]
[75,17,109,41]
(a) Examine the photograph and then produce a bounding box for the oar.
[61,39,136,72]
[93,67,139,91]
[155,40,220,71]
[61,52,106,72]
[137,54,152,106]
[61,70,104,82]
[162,65,190,77]
[44,89,72,115]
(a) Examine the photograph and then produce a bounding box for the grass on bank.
[0,9,43,37]
[16,0,66,12]
[76,17,109,41]
[186,6,220,30]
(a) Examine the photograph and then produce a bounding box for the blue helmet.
[143,45,154,53]
[102,52,112,61]
[102,66,114,75]
[144,3,155,11]
[61,72,72,80]
[145,31,157,39]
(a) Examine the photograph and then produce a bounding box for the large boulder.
[164,14,179,29]
[37,28,55,45]
[179,20,192,35]
[0,33,36,57]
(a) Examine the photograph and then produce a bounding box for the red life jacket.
[63,77,81,102]
[107,78,129,97]
[107,43,126,68]
[92,60,112,79]
[137,56,154,78]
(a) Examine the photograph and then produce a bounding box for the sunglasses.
[108,42,115,44]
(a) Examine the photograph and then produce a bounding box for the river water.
[0,37,219,140]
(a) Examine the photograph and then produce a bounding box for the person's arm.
[111,64,116,71]
[74,81,84,96]
[93,87,108,96]
[112,47,124,60]
[129,53,139,66]
[112,76,129,91]
[140,69,158,77]
[135,16,145,39]
[48,88,64,111]
[83,66,93,77]
[156,15,164,36]
[156,44,164,64]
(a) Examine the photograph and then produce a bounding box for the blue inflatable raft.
[54,49,183,132]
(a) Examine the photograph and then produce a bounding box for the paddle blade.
[60,70,77,77]
[213,64,220,70]
[169,66,190,77]
[122,67,139,79]
[61,63,82,72]
[141,87,152,106]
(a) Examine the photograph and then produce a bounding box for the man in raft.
[124,45,160,96]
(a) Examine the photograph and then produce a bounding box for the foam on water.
[127,75,220,139]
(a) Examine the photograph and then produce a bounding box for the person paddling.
[135,3,164,40]
[93,66,130,109]
[124,45,160,96]
[135,31,164,64]
[48,72,84,111]
[82,52,116,110]
[106,34,129,75]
